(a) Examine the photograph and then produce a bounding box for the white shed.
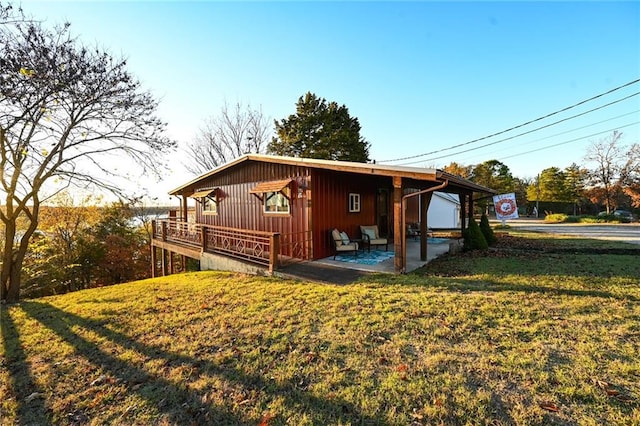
[427,192,461,229]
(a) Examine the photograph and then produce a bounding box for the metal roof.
[169,154,496,196]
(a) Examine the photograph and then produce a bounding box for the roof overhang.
[169,154,496,196]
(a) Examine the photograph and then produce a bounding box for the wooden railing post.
[151,245,157,278]
[269,233,280,273]
[201,226,207,252]
[161,220,167,241]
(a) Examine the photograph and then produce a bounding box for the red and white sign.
[493,193,519,220]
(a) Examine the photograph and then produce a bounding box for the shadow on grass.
[21,300,385,425]
[1,307,51,425]
[420,277,640,302]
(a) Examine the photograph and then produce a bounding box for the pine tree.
[268,92,370,162]
[479,213,497,246]
[463,216,488,251]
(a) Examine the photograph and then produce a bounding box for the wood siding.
[311,169,392,259]
[190,161,311,258]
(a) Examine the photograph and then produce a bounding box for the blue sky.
[24,1,640,201]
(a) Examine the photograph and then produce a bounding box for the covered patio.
[316,238,455,273]
[277,238,457,284]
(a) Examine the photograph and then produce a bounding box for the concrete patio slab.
[277,239,457,284]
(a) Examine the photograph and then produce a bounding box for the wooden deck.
[150,220,312,276]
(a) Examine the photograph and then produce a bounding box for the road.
[494,218,640,245]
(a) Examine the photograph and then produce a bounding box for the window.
[250,179,293,215]
[203,194,217,215]
[264,191,290,214]
[349,193,361,212]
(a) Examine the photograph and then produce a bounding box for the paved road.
[495,218,640,245]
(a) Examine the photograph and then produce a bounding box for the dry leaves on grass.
[396,363,409,380]
[538,401,560,412]
[258,412,275,426]
[593,379,635,403]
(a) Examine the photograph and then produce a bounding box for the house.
[151,154,495,276]
[406,192,462,230]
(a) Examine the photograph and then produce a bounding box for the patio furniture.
[359,225,388,251]
[406,222,434,240]
[406,223,420,240]
[331,229,359,259]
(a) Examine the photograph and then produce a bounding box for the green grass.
[1,232,639,425]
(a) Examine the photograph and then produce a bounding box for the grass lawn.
[1,231,639,425]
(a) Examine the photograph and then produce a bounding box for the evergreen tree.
[463,216,488,251]
[268,92,370,162]
[479,213,497,246]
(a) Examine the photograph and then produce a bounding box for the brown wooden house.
[151,154,495,276]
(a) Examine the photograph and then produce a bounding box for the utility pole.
[535,173,540,218]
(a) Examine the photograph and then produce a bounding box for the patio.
[315,238,455,273]
[277,238,457,284]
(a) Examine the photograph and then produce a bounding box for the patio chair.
[359,225,388,252]
[406,223,420,240]
[331,228,359,259]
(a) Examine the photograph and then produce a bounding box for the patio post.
[393,176,404,273]
[420,192,433,261]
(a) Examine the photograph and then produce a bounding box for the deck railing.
[152,220,311,272]
[279,230,313,263]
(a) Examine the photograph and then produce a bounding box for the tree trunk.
[1,222,19,303]
[1,206,40,303]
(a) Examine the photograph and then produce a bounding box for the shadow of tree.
[20,301,245,424]
[21,300,386,425]
[1,307,51,425]
[421,277,639,302]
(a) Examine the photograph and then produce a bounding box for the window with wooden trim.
[203,193,218,215]
[264,190,290,214]
[348,193,361,212]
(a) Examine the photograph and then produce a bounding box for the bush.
[544,213,568,223]
[580,216,604,223]
[479,213,497,246]
[464,216,488,251]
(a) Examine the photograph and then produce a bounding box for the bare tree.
[183,102,271,175]
[621,143,640,208]
[0,2,22,23]
[1,6,174,302]
[583,131,626,213]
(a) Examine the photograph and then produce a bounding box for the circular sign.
[496,198,517,216]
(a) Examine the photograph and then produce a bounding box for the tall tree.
[184,102,271,175]
[268,92,370,162]
[621,143,640,208]
[564,163,589,214]
[583,131,626,213]
[526,167,569,202]
[470,160,515,195]
[0,6,173,302]
[442,162,472,179]
[469,160,515,214]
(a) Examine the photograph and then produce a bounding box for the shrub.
[544,213,568,223]
[479,213,497,246]
[463,216,488,251]
[580,216,603,223]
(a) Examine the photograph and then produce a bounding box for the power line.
[380,77,640,163]
[453,109,640,164]
[398,101,639,166]
[497,121,640,161]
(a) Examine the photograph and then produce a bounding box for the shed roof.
[169,154,496,196]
